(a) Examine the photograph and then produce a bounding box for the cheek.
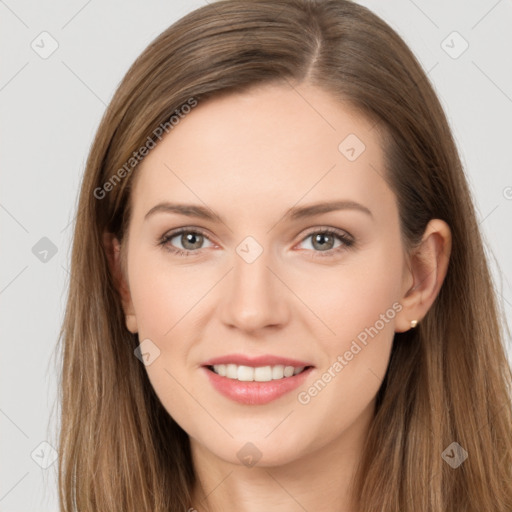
[127,246,223,392]
[127,251,210,432]
[289,249,401,449]
[295,241,402,402]
[128,248,210,340]
[296,241,403,342]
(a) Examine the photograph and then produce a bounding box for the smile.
[201,354,314,405]
[209,363,308,381]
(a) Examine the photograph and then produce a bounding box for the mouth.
[205,363,312,382]
[201,355,315,405]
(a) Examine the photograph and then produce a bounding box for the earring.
[410,319,418,328]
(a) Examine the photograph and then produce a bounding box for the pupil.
[184,233,202,249]
[314,233,332,251]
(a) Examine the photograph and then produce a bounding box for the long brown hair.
[56,0,512,510]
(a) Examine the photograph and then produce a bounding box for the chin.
[193,425,316,467]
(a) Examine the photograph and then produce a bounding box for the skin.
[106,82,451,512]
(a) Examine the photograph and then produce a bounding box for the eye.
[296,228,354,258]
[158,228,214,256]
[158,226,355,258]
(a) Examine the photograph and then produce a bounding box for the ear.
[395,219,452,333]
[102,231,138,334]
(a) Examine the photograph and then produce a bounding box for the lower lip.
[202,366,314,405]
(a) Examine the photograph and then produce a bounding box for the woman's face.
[119,82,412,467]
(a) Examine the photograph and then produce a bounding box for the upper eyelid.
[164,227,215,243]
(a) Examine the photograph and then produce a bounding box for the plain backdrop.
[1,0,511,509]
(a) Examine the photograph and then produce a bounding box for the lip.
[201,354,315,405]
[202,353,313,368]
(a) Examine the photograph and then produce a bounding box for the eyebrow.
[144,200,373,223]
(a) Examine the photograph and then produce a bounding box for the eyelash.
[157,227,355,259]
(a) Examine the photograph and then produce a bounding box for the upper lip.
[202,353,314,368]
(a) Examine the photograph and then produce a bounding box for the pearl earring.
[410,319,418,328]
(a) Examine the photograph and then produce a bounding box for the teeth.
[237,365,254,381]
[226,364,238,379]
[212,364,306,382]
[254,366,272,382]
[283,366,294,377]
[272,365,284,379]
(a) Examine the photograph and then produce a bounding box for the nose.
[219,246,290,333]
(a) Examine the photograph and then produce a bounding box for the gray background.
[1,0,511,509]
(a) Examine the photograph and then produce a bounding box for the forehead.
[130,82,395,222]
